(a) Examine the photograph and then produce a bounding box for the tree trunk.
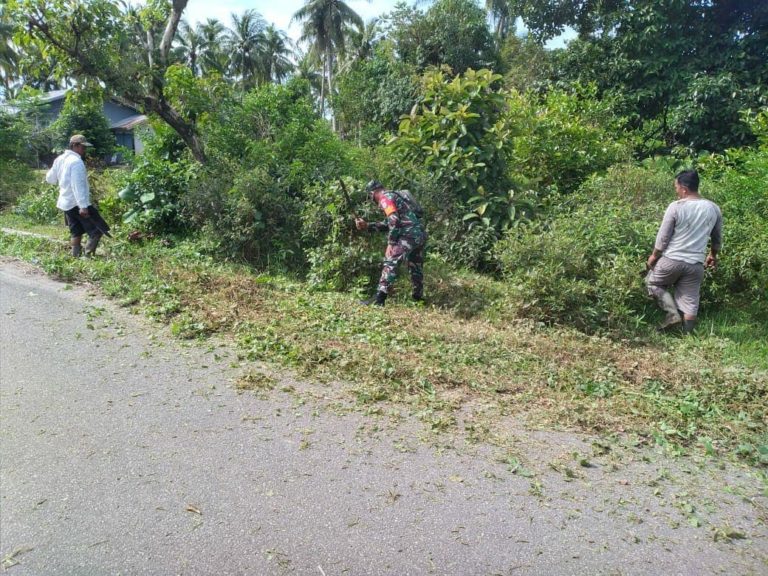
[328,49,336,132]
[319,58,326,118]
[146,96,207,163]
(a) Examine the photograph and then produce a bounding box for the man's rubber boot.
[71,243,82,258]
[362,291,387,306]
[656,292,682,331]
[682,319,697,334]
[84,234,101,257]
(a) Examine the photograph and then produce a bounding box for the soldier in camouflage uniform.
[355,180,427,306]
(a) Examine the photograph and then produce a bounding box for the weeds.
[1,225,766,466]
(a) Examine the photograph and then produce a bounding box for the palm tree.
[486,0,512,39]
[227,9,267,91]
[174,19,203,76]
[293,47,323,105]
[198,18,228,76]
[340,17,379,73]
[291,0,363,128]
[259,25,294,84]
[0,6,20,99]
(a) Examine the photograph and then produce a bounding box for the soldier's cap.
[364,179,384,195]
[69,134,94,147]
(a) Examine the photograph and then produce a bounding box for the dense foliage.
[3,0,767,336]
[51,89,115,159]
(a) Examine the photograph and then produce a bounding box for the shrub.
[12,179,60,224]
[495,165,670,331]
[496,152,768,332]
[387,70,631,271]
[301,179,382,291]
[208,168,303,270]
[699,113,768,306]
[1,161,38,210]
[51,90,116,160]
[89,167,130,229]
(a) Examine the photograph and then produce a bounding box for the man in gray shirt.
[646,169,722,333]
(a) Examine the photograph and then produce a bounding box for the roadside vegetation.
[1,0,766,466]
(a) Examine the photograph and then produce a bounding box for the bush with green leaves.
[119,155,197,234]
[204,167,303,270]
[508,84,631,194]
[88,167,130,229]
[1,161,37,209]
[496,148,768,331]
[699,111,768,306]
[117,124,197,234]
[301,179,383,291]
[387,69,631,272]
[51,89,115,160]
[495,165,670,331]
[12,180,60,223]
[1,108,38,207]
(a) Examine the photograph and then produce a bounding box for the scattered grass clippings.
[235,370,277,394]
[1,227,766,466]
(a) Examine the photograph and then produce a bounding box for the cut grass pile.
[1,226,766,465]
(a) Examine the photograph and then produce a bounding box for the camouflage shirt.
[369,190,426,245]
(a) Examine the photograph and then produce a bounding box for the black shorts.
[63,205,110,238]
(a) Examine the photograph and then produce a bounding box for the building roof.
[111,114,149,130]
[37,89,69,103]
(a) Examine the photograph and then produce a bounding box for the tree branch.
[159,0,188,64]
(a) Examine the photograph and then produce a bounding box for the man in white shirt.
[646,169,723,333]
[46,134,110,257]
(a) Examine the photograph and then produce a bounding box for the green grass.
[1,219,766,467]
[0,212,65,238]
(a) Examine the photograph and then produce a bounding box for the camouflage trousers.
[377,234,426,295]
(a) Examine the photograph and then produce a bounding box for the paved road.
[1,260,765,575]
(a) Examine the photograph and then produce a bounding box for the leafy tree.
[499,34,552,91]
[523,0,768,153]
[51,89,115,158]
[334,42,418,144]
[384,0,499,75]
[9,0,208,162]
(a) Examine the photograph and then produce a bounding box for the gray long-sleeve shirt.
[655,197,722,265]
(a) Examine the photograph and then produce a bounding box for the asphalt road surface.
[1,259,766,575]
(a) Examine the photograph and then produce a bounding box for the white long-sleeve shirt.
[46,150,91,211]
[654,197,723,264]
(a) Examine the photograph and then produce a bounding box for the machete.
[337,178,360,220]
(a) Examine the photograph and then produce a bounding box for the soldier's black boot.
[84,233,102,257]
[412,285,424,302]
[362,291,387,306]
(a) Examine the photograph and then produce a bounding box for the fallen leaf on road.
[2,547,34,569]
[185,505,202,515]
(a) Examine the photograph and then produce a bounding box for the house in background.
[34,89,149,160]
